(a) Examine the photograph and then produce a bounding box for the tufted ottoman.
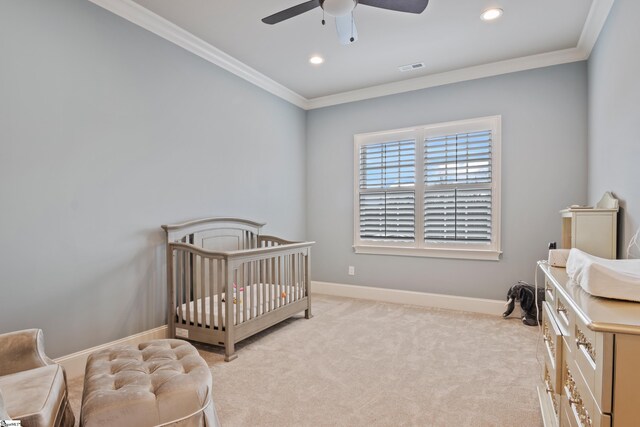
[80,339,219,427]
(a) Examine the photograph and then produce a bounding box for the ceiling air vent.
[398,62,425,72]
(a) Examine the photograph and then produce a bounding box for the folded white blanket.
[566,248,640,302]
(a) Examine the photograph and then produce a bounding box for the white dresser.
[538,263,640,427]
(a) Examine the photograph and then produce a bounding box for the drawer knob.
[557,307,567,314]
[575,328,596,362]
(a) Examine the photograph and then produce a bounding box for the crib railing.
[167,239,312,359]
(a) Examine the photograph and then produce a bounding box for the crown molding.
[87,0,309,109]
[306,48,587,109]
[576,0,615,56]
[88,0,613,111]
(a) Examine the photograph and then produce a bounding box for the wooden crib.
[162,217,313,361]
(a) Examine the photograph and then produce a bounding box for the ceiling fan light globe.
[321,0,356,17]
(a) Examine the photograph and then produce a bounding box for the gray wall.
[588,0,640,258]
[0,0,306,357]
[307,62,588,300]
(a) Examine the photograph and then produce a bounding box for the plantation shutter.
[359,140,415,241]
[424,130,492,242]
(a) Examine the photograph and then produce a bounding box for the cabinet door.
[572,213,615,259]
[612,334,640,426]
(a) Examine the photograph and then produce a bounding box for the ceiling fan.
[262,0,430,45]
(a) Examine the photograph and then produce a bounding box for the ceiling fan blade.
[335,14,358,45]
[358,0,429,14]
[262,1,320,24]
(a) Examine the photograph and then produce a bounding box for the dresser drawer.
[571,315,613,414]
[542,302,563,391]
[562,342,611,427]
[541,361,561,426]
[545,277,556,307]
[560,394,578,427]
[555,292,573,338]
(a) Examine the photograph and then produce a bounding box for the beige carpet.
[67,294,542,426]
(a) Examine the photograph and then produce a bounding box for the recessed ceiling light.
[481,8,503,21]
[309,55,324,65]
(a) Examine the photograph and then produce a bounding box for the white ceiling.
[93,0,613,109]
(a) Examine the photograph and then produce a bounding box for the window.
[354,116,501,260]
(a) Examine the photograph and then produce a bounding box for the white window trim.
[353,116,502,261]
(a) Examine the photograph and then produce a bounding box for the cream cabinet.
[538,264,640,427]
[560,208,617,259]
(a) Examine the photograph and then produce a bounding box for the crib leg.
[305,296,313,319]
[224,343,237,362]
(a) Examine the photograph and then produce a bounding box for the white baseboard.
[54,325,168,379]
[311,281,505,316]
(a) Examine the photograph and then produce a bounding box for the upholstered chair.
[0,329,74,426]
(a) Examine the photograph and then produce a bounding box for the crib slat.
[167,247,175,337]
[285,255,290,305]
[273,256,277,310]
[298,253,302,299]
[177,249,184,325]
[179,249,185,326]
[298,253,302,300]
[201,256,207,328]
[251,261,256,319]
[178,251,187,324]
[257,259,261,316]
[293,254,297,302]
[235,269,240,326]
[193,255,200,329]
[185,251,192,327]
[282,255,287,306]
[254,260,259,318]
[244,262,256,322]
[294,253,298,302]
[302,253,306,298]
[218,259,224,330]
[247,261,252,321]
[260,258,265,314]
[246,262,251,320]
[269,257,274,311]
[277,256,281,309]
[283,255,287,306]
[215,259,219,330]
[291,254,295,303]
[289,254,292,304]
[269,256,274,311]
[208,258,214,330]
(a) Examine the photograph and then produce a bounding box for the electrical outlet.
[348,266,355,275]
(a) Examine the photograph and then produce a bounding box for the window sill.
[353,244,502,261]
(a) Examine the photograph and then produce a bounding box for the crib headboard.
[161,217,265,252]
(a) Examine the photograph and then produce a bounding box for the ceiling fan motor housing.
[320,0,357,17]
